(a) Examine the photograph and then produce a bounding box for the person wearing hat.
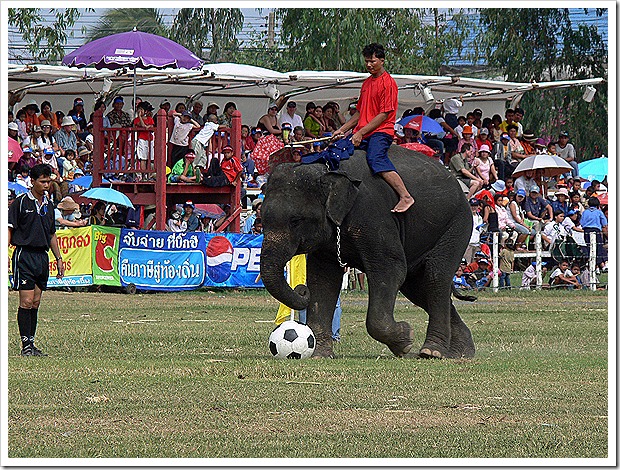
[106,96,132,128]
[532,137,548,155]
[218,101,237,128]
[257,102,282,136]
[159,99,171,113]
[54,196,87,229]
[457,124,478,156]
[579,196,608,270]
[181,201,201,232]
[168,151,198,183]
[9,164,66,356]
[203,102,220,122]
[9,121,21,144]
[68,97,87,132]
[170,110,201,166]
[506,188,536,251]
[189,100,205,126]
[519,129,537,155]
[37,100,59,131]
[23,99,40,135]
[18,146,37,171]
[220,145,243,186]
[473,143,498,188]
[551,187,570,216]
[524,184,553,227]
[38,120,59,155]
[279,100,303,130]
[475,126,491,148]
[27,125,44,159]
[556,131,579,179]
[441,96,463,129]
[346,101,358,121]
[54,116,78,156]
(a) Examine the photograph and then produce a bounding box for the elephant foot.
[312,342,335,359]
[419,340,448,359]
[386,321,415,357]
[447,307,476,359]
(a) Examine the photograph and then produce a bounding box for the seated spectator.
[473,144,497,188]
[14,165,31,188]
[17,146,37,172]
[475,127,492,150]
[89,201,109,226]
[322,103,338,133]
[454,115,467,139]
[240,151,255,181]
[507,124,527,163]
[251,217,263,235]
[473,258,493,290]
[55,116,78,157]
[505,189,536,251]
[541,210,569,249]
[490,114,503,142]
[524,184,553,225]
[533,138,548,154]
[23,100,40,135]
[457,125,477,155]
[181,201,201,232]
[167,209,187,232]
[168,151,198,183]
[241,124,256,153]
[291,126,309,150]
[453,266,472,290]
[77,147,93,173]
[569,191,585,213]
[449,143,483,199]
[549,260,581,289]
[220,145,243,186]
[464,199,483,263]
[243,199,262,234]
[38,100,59,132]
[520,130,537,155]
[562,209,583,235]
[68,97,88,134]
[170,110,201,166]
[83,122,94,151]
[106,96,132,128]
[551,188,570,216]
[514,169,538,194]
[55,196,88,229]
[303,105,325,139]
[189,100,205,126]
[520,261,547,290]
[218,101,237,128]
[257,103,282,136]
[464,112,479,137]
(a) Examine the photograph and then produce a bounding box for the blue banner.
[119,230,207,291]
[204,233,264,288]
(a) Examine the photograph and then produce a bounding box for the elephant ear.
[320,171,361,226]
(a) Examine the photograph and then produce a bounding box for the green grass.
[7,288,608,459]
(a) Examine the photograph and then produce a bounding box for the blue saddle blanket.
[301,137,354,171]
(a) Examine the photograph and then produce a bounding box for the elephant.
[259,145,476,359]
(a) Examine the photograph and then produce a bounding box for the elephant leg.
[400,279,475,359]
[306,253,343,358]
[365,258,413,357]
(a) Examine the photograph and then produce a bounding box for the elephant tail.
[451,285,477,302]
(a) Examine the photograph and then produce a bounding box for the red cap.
[222,145,233,152]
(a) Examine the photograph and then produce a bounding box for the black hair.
[506,124,518,132]
[241,124,250,131]
[458,115,466,121]
[224,101,237,112]
[412,106,425,115]
[402,109,414,118]
[174,102,186,112]
[65,149,76,158]
[30,163,52,180]
[460,143,471,152]
[362,43,385,59]
[466,112,475,118]
[305,102,316,111]
[428,109,442,119]
[553,210,564,218]
[16,109,26,119]
[514,107,525,115]
[591,179,601,186]
[41,100,52,111]
[492,114,502,123]
[588,197,600,207]
[482,117,492,127]
[505,108,515,116]
[93,200,106,213]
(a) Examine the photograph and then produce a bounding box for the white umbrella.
[511,154,573,179]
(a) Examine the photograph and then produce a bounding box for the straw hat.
[61,116,75,127]
[57,196,80,211]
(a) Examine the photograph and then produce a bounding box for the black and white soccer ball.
[269,320,316,359]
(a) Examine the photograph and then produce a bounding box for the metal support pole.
[589,232,597,291]
[492,231,499,292]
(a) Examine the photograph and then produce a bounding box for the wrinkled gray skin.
[260,146,475,359]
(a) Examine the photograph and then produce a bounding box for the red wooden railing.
[91,108,242,232]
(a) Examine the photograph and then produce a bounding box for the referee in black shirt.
[9,164,65,356]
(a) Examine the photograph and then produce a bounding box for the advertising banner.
[92,226,121,286]
[203,233,263,288]
[48,226,93,287]
[118,229,207,291]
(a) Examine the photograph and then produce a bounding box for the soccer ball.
[269,320,316,359]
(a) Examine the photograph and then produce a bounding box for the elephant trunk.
[260,234,310,311]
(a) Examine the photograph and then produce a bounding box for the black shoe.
[31,345,48,357]
[20,346,33,356]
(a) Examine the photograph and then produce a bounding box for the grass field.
[7,287,609,460]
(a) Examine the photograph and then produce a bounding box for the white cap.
[8,122,19,131]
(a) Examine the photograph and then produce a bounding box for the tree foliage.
[8,8,91,63]
[170,8,244,62]
[85,8,167,42]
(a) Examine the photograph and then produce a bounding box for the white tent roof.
[8,63,605,125]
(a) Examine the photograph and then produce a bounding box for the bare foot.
[391,195,415,213]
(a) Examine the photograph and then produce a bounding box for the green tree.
[474,8,608,160]
[85,8,167,42]
[8,8,92,63]
[170,8,244,62]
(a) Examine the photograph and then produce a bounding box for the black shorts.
[11,247,50,291]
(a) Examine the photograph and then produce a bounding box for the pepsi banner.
[118,230,207,291]
[204,233,264,288]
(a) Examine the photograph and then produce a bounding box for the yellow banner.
[50,226,92,277]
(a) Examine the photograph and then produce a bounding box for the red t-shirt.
[354,71,398,138]
[133,116,155,141]
[221,156,243,183]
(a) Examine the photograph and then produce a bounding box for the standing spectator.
[189,100,204,126]
[191,120,219,175]
[89,201,108,226]
[174,102,187,114]
[68,97,88,133]
[218,102,237,128]
[159,99,171,115]
[556,131,579,179]
[524,184,553,225]
[106,97,132,128]
[90,100,111,129]
[579,197,608,270]
[498,241,515,289]
[169,110,200,166]
[464,112,479,137]
[490,114,503,142]
[258,103,282,136]
[498,108,516,133]
[279,101,304,130]
[428,108,459,160]
[512,107,525,137]
[464,199,484,263]
[454,115,467,139]
[133,101,155,180]
[9,164,65,356]
[442,96,462,129]
[37,100,59,132]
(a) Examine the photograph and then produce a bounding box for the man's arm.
[49,233,65,278]
[351,112,389,146]
[333,111,360,138]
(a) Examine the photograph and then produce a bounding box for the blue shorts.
[358,132,397,174]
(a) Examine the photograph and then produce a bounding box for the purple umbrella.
[62,28,203,112]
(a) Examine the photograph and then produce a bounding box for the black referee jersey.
[8,192,56,249]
